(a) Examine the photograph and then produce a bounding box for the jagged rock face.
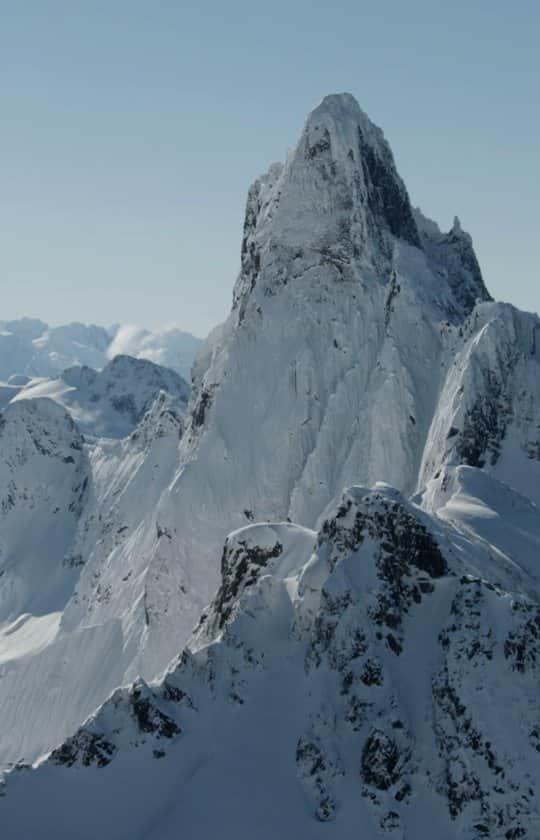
[415,211,491,317]
[233,94,489,322]
[420,303,540,507]
[2,484,539,839]
[232,93,420,322]
[48,678,181,771]
[211,533,284,631]
[431,577,540,838]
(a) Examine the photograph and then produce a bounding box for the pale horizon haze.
[1,1,538,338]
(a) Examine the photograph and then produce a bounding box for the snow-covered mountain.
[2,474,539,839]
[0,319,201,382]
[0,93,539,838]
[0,398,90,621]
[0,387,187,767]
[10,355,189,439]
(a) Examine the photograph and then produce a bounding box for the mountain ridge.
[10,354,190,439]
[2,476,539,838]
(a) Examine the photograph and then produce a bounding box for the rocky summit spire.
[234,92,488,322]
[301,93,420,247]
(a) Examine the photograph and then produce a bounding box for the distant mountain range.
[0,318,201,383]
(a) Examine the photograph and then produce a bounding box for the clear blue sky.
[1,1,538,337]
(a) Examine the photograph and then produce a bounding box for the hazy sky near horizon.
[1,1,538,338]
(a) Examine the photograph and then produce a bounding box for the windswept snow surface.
[0,93,539,838]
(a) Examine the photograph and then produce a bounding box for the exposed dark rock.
[50,731,116,769]
[504,605,540,673]
[361,729,402,790]
[192,387,213,428]
[358,128,420,248]
[130,686,181,739]
[212,538,283,630]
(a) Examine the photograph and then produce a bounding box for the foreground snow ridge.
[0,93,539,838]
[2,485,540,839]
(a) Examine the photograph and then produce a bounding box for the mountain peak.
[307,91,369,126]
[233,93,424,319]
[232,94,495,325]
[305,92,387,155]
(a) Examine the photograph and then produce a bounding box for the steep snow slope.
[0,399,89,620]
[423,466,540,597]
[11,355,189,439]
[2,481,539,839]
[419,302,540,506]
[0,391,186,767]
[0,319,201,382]
[0,91,538,783]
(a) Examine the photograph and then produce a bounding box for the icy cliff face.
[0,91,538,830]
